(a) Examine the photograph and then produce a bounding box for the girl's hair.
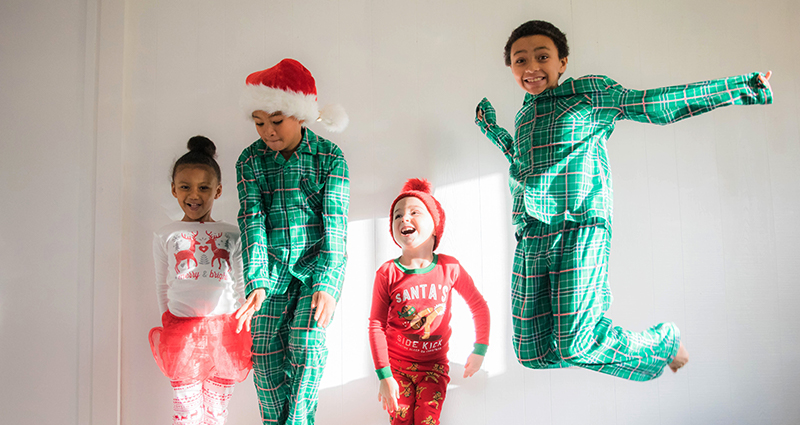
[504,20,570,66]
[171,135,222,182]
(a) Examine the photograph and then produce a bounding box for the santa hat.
[240,58,348,132]
[390,178,446,251]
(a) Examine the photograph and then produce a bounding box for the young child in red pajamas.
[368,178,491,425]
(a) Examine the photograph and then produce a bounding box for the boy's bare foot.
[669,343,689,373]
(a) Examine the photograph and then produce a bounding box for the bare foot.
[669,343,689,373]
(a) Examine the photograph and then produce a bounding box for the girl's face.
[252,110,304,157]
[392,196,436,252]
[509,34,568,95]
[172,165,221,222]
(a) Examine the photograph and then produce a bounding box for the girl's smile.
[172,165,221,222]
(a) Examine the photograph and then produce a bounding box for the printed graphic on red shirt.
[391,282,451,354]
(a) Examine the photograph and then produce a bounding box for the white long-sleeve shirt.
[153,221,245,317]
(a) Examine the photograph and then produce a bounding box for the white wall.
[3,0,799,424]
[0,0,87,421]
[0,0,125,423]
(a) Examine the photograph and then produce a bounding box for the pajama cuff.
[375,366,393,380]
[666,324,682,364]
[472,343,488,356]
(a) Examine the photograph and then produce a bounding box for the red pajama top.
[368,254,490,378]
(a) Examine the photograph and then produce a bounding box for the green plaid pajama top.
[476,73,773,228]
[236,127,350,300]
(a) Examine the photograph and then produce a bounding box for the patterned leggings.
[512,218,680,381]
[389,359,450,425]
[171,376,236,425]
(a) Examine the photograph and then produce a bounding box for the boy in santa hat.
[368,178,490,425]
[233,58,349,425]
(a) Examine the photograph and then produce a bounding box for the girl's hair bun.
[172,135,223,182]
[187,135,217,158]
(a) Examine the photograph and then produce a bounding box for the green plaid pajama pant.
[512,218,680,381]
[251,279,327,424]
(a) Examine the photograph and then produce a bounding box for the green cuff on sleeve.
[472,343,488,356]
[375,367,393,380]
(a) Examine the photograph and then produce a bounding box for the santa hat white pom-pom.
[317,104,349,132]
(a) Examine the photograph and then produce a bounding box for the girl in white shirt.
[149,136,251,425]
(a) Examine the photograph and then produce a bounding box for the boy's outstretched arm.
[475,98,516,163]
[611,71,773,125]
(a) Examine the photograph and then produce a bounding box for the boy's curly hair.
[504,20,570,66]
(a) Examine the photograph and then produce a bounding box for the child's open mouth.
[401,226,416,236]
[524,76,544,83]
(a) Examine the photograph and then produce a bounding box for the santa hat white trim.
[240,85,319,124]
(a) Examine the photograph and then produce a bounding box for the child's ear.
[214,184,222,200]
[171,182,178,198]
[558,56,568,75]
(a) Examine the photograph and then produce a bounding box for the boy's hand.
[758,70,772,90]
[311,291,336,328]
[475,98,497,126]
[235,288,266,333]
[463,353,484,378]
[378,377,400,413]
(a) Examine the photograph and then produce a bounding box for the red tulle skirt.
[149,311,252,383]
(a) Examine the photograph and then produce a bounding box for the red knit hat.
[389,178,446,251]
[240,58,348,132]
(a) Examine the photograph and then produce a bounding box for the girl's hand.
[378,377,400,413]
[311,291,336,328]
[235,288,265,333]
[463,353,484,378]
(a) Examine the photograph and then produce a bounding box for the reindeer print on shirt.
[168,230,238,281]
[173,231,200,273]
[206,231,231,272]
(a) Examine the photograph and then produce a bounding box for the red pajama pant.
[389,359,450,425]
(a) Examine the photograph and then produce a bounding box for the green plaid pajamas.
[237,128,349,423]
[251,279,327,424]
[513,219,679,380]
[477,73,772,380]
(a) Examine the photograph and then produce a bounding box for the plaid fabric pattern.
[512,219,679,381]
[476,73,772,227]
[389,359,450,425]
[251,279,328,425]
[236,127,350,300]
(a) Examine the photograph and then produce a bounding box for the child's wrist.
[375,366,393,380]
[472,343,488,356]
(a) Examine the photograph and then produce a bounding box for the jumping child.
[474,20,772,381]
[369,178,490,425]
[149,136,251,425]
[233,58,350,425]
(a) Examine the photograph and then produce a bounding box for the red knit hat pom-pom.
[401,178,433,194]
